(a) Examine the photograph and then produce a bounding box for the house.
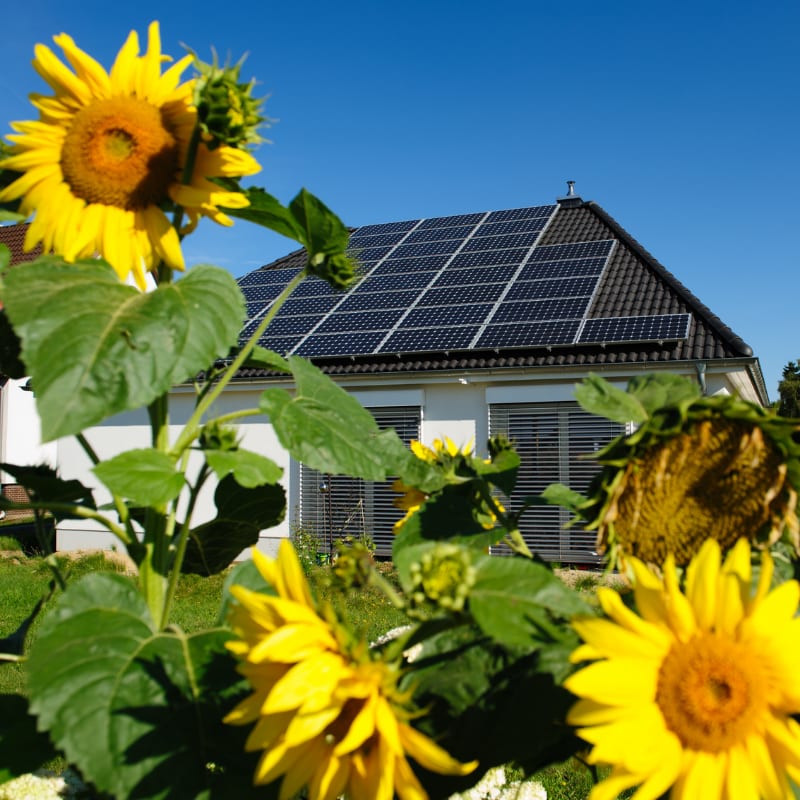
[55,189,765,564]
[0,224,55,511]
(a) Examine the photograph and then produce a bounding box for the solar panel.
[476,321,581,348]
[237,204,690,358]
[578,314,692,344]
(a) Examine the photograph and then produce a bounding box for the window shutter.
[489,403,624,564]
[299,407,420,556]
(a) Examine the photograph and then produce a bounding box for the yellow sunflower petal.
[684,537,721,631]
[398,722,477,776]
[32,42,91,104]
[278,744,320,800]
[588,768,642,800]
[394,754,431,800]
[109,28,139,91]
[725,743,760,800]
[571,616,669,661]
[53,33,110,98]
[310,751,349,800]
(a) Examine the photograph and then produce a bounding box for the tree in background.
[778,361,800,417]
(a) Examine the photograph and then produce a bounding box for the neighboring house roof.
[234,193,766,402]
[0,223,42,266]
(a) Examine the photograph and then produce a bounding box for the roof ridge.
[581,200,753,358]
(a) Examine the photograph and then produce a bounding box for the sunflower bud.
[198,420,239,451]
[409,543,476,613]
[331,538,375,589]
[306,251,358,292]
[192,53,266,151]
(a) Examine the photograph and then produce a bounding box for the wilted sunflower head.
[573,374,800,569]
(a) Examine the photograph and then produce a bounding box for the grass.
[0,551,625,799]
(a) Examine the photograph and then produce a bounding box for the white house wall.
[53,360,758,557]
[0,379,57,482]
[56,387,291,554]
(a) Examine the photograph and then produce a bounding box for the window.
[489,403,625,564]
[299,406,420,556]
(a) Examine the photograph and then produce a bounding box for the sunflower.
[574,375,800,568]
[225,540,477,800]
[0,22,260,289]
[565,537,800,800]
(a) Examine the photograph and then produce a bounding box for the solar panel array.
[238,204,692,357]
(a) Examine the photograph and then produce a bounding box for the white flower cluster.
[447,766,547,800]
[0,770,86,799]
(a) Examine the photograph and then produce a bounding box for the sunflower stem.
[160,460,210,629]
[170,269,306,458]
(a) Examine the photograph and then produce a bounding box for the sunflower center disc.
[61,96,179,210]
[656,632,767,751]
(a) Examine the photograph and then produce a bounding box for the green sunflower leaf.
[574,373,649,424]
[241,345,291,373]
[163,264,246,385]
[288,188,350,255]
[260,356,408,481]
[182,476,286,575]
[223,186,306,242]
[26,574,261,799]
[0,694,59,783]
[626,372,701,415]
[93,449,185,507]
[0,243,9,272]
[0,309,26,379]
[2,258,186,441]
[469,554,593,647]
[1,259,244,441]
[205,448,283,488]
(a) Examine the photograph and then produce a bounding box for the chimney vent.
[557,180,583,206]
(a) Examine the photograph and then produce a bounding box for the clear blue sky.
[1,1,797,400]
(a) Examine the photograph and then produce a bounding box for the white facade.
[52,358,756,561]
[0,378,57,481]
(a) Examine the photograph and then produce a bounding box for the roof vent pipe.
[557,180,582,206]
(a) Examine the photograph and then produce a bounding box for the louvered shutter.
[299,407,420,557]
[489,403,624,564]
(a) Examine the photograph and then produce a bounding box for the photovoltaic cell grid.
[237,204,692,357]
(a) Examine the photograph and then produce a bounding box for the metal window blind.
[299,406,420,556]
[489,403,624,564]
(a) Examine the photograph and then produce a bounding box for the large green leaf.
[626,372,701,415]
[2,258,187,441]
[0,694,59,783]
[205,449,283,488]
[288,189,350,255]
[2,260,243,441]
[0,462,95,520]
[163,265,245,385]
[260,356,407,481]
[93,449,185,507]
[0,310,25,380]
[574,373,648,425]
[182,477,286,575]
[26,574,263,799]
[408,638,580,797]
[223,186,305,242]
[469,555,593,647]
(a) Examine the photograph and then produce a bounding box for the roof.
[0,223,42,266]
[234,195,767,402]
